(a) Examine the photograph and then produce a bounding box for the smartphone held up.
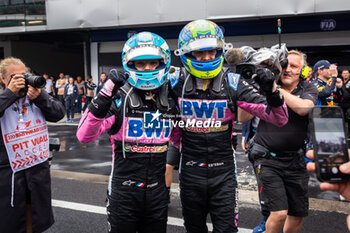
[309,106,350,182]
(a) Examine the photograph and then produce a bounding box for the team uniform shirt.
[311,76,338,106]
[75,81,85,95]
[55,78,67,96]
[86,82,96,97]
[44,79,53,94]
[341,79,350,109]
[254,80,318,169]
[66,84,75,96]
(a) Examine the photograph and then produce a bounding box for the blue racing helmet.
[122,32,171,90]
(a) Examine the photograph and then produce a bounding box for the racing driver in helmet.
[77,32,177,233]
[168,19,288,233]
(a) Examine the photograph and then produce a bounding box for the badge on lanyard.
[18,119,27,132]
[17,101,27,132]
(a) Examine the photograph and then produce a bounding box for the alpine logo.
[185,160,198,166]
[122,180,136,186]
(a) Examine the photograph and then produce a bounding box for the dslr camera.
[18,73,46,96]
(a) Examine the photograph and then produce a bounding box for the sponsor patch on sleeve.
[228,73,240,91]
[114,95,122,108]
[169,70,180,89]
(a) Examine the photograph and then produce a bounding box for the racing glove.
[89,69,126,118]
[254,68,284,107]
[254,68,275,94]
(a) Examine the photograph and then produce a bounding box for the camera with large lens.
[236,63,256,80]
[23,73,46,88]
[19,73,46,96]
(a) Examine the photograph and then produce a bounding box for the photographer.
[251,50,318,233]
[0,57,65,232]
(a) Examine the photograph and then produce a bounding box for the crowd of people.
[42,72,101,123]
[1,18,350,233]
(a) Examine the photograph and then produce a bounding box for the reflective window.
[0,1,10,6]
[0,0,46,27]
[11,0,24,4]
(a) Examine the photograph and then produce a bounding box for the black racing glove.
[88,94,112,118]
[265,90,284,107]
[254,68,284,108]
[88,69,126,118]
[99,69,126,98]
[253,68,275,94]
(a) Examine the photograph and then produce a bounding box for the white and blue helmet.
[122,32,171,90]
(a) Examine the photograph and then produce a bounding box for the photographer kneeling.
[250,50,318,233]
[0,57,65,233]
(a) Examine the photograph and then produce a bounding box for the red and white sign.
[1,97,49,173]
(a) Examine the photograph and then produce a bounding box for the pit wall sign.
[0,98,49,173]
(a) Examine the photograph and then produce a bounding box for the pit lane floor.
[44,123,350,233]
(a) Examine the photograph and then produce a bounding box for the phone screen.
[313,108,349,182]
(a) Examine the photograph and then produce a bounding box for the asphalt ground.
[45,175,349,233]
[44,123,350,232]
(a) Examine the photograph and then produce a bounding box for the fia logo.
[143,110,162,129]
[320,19,336,31]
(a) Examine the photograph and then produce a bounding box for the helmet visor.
[124,44,169,64]
[175,35,232,56]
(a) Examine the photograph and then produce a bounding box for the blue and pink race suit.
[77,83,178,233]
[168,68,288,233]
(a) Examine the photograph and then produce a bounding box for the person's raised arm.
[77,69,125,143]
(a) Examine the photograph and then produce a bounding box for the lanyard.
[16,98,26,122]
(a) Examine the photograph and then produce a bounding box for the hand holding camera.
[254,68,283,108]
[8,73,46,97]
[253,68,277,94]
[7,74,26,97]
[27,85,42,100]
